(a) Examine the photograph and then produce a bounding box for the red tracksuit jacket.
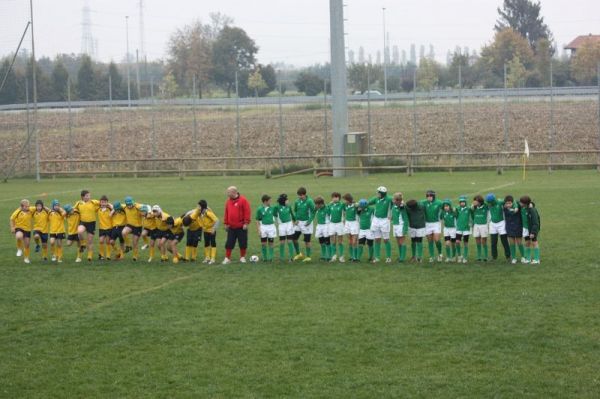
[224,194,251,229]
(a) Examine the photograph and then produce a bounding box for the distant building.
[564,34,600,56]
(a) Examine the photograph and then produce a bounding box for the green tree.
[347,63,382,93]
[159,72,179,99]
[50,61,69,101]
[294,72,323,96]
[247,69,267,99]
[495,0,553,53]
[76,55,97,100]
[0,59,19,104]
[257,64,277,96]
[572,40,600,85]
[479,28,534,79]
[506,55,527,87]
[107,62,127,100]
[417,57,440,91]
[212,26,258,97]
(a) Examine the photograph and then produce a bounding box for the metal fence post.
[502,63,508,174]
[192,75,198,155]
[548,60,554,172]
[278,79,284,174]
[458,64,464,160]
[150,77,156,159]
[597,62,600,172]
[25,74,31,174]
[323,79,328,156]
[109,74,115,157]
[67,78,73,159]
[412,69,418,156]
[235,71,241,169]
[367,68,372,154]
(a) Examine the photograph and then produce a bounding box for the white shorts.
[522,228,529,238]
[370,217,390,239]
[456,230,471,236]
[425,222,442,235]
[278,221,295,237]
[344,220,359,236]
[358,229,373,240]
[260,224,277,239]
[295,221,313,235]
[315,224,329,238]
[473,224,489,238]
[409,227,426,238]
[443,227,457,239]
[328,222,344,236]
[393,224,405,238]
[489,220,506,235]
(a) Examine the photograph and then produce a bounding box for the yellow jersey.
[142,213,157,230]
[49,210,66,234]
[124,203,143,227]
[66,211,81,235]
[155,212,171,231]
[192,208,219,233]
[188,216,202,232]
[112,210,127,227]
[74,199,100,223]
[170,217,184,234]
[97,207,113,230]
[33,209,50,233]
[10,206,35,231]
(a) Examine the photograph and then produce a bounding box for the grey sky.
[1,0,599,66]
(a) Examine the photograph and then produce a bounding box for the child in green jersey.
[519,195,541,264]
[503,195,526,264]
[455,195,472,263]
[392,193,409,262]
[406,199,426,262]
[422,190,444,263]
[368,186,393,263]
[472,195,489,262]
[292,187,315,262]
[314,196,332,261]
[357,199,375,262]
[256,194,276,262]
[441,199,458,262]
[274,193,296,262]
[342,193,359,262]
[485,193,511,261]
[329,192,345,262]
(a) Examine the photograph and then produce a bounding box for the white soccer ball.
[250,255,260,263]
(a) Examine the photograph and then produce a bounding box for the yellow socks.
[24,247,30,258]
[42,246,48,258]
[149,246,155,258]
[191,247,197,260]
[99,243,105,258]
[211,247,217,260]
[106,244,112,258]
[185,246,191,260]
[133,248,139,259]
[143,236,149,245]
[17,239,23,250]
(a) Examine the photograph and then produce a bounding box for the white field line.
[0,189,83,203]
[465,182,516,197]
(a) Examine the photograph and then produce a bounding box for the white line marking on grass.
[0,189,83,203]
[465,182,516,197]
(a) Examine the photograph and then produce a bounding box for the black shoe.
[35,244,40,253]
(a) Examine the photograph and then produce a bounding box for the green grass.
[1,171,599,398]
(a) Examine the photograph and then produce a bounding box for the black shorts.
[168,231,184,242]
[67,234,79,242]
[186,229,201,247]
[50,233,65,240]
[33,230,48,243]
[99,229,112,238]
[156,230,169,240]
[126,225,142,237]
[529,233,538,242]
[204,231,217,247]
[111,226,125,243]
[225,228,248,250]
[80,221,96,234]
[15,228,31,238]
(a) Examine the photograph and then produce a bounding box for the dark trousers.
[225,228,248,250]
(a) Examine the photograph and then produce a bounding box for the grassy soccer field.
[0,170,598,398]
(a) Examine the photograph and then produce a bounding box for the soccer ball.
[250,255,260,263]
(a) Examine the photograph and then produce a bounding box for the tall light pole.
[30,0,39,181]
[382,7,388,104]
[125,15,131,107]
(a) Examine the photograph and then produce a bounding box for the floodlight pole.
[126,16,131,107]
[329,0,348,177]
[382,7,388,105]
[30,0,40,182]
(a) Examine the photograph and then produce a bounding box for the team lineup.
[9,185,541,266]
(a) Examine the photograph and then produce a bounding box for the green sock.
[399,244,406,261]
[525,246,531,260]
[287,242,295,259]
[417,242,423,258]
[320,244,326,259]
[353,246,358,260]
[510,243,516,260]
[463,246,469,260]
[445,246,451,258]
[357,245,364,260]
[374,242,381,259]
[436,240,443,254]
[397,243,403,260]
[533,247,540,261]
[518,243,525,257]
[305,247,311,257]
[329,244,335,257]
[455,243,461,257]
[261,245,267,260]
[338,244,344,258]
[476,243,482,259]
[483,244,488,259]
[384,241,391,258]
[293,241,300,255]
[268,246,274,261]
[428,241,435,258]
[411,241,416,258]
[368,245,374,260]
[279,243,285,259]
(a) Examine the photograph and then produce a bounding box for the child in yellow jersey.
[32,199,51,261]
[97,195,113,260]
[122,196,143,261]
[192,199,220,264]
[48,199,66,263]
[74,190,100,262]
[110,202,127,260]
[152,205,171,262]
[140,204,157,262]
[64,204,83,262]
[166,215,185,263]
[9,199,35,264]
[182,210,203,262]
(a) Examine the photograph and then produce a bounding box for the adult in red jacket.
[222,186,251,264]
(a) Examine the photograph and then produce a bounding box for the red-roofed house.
[564,34,600,56]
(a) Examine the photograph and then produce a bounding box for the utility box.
[344,132,368,176]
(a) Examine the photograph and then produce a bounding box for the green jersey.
[520,206,529,229]
[256,205,275,225]
[344,203,357,222]
[273,204,294,223]
[421,199,443,223]
[358,207,374,230]
[368,195,393,218]
[294,196,315,223]
[455,205,472,231]
[441,209,456,228]
[329,201,344,223]
[315,205,329,225]
[488,199,505,223]
[472,204,489,225]
[406,203,426,229]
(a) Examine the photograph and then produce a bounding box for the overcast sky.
[1,0,598,67]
